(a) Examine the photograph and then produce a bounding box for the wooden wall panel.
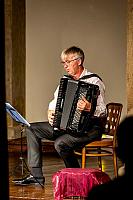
[127,0,133,114]
[5,0,25,139]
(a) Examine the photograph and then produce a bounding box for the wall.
[127,0,133,114]
[26,0,127,122]
[5,0,26,139]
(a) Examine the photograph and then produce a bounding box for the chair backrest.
[104,103,123,136]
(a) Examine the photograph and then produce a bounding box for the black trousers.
[26,121,102,176]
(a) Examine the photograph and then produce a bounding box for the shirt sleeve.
[95,80,106,116]
[48,86,59,111]
[86,77,106,117]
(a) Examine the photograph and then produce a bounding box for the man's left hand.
[77,96,91,112]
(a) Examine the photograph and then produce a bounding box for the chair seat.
[75,139,114,157]
[86,138,113,147]
[52,168,111,200]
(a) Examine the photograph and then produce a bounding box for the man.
[13,46,106,186]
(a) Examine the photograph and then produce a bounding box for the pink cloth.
[52,168,111,200]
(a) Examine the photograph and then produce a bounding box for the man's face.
[61,53,81,77]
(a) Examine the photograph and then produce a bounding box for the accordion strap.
[64,74,102,81]
[79,74,102,81]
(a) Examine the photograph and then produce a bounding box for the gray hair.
[61,46,85,65]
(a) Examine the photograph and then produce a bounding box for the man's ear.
[78,58,82,66]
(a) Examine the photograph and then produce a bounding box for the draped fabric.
[52,168,111,200]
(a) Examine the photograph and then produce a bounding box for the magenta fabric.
[52,168,111,200]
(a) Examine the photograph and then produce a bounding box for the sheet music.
[5,102,30,127]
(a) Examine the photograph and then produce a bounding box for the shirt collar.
[79,68,91,79]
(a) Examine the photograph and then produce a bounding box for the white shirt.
[48,68,106,117]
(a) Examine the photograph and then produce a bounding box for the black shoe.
[12,175,45,186]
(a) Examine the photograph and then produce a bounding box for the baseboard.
[8,137,56,153]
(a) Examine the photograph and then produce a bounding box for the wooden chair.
[75,102,123,177]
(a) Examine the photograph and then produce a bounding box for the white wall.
[26,0,127,122]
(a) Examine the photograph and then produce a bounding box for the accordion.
[53,77,100,136]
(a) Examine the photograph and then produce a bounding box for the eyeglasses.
[61,57,81,65]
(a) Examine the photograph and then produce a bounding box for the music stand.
[6,102,30,127]
[6,103,44,187]
[6,102,30,177]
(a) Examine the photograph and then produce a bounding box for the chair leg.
[82,147,86,168]
[97,147,102,170]
[113,150,118,177]
[98,156,102,171]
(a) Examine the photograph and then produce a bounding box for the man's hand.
[77,96,91,112]
[48,110,55,126]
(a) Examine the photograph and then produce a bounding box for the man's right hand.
[48,110,55,126]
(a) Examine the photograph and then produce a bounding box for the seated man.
[13,46,106,186]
